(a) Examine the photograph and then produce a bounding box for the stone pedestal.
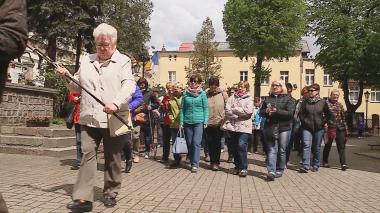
[0,83,56,125]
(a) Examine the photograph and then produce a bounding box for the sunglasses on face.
[271,84,281,87]
[308,89,317,92]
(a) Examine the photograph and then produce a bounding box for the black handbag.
[264,123,279,141]
[65,106,75,129]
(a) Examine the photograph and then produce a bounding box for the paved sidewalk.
[0,137,379,212]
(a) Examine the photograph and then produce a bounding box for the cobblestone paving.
[1,137,380,212]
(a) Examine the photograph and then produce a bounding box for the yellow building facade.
[153,41,380,126]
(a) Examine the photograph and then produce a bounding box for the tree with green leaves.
[308,0,380,129]
[100,0,153,55]
[223,0,307,97]
[186,17,221,86]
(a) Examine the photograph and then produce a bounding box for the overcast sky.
[148,0,319,56]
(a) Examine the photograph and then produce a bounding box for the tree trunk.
[75,33,83,72]
[342,77,364,132]
[47,35,57,61]
[253,55,263,97]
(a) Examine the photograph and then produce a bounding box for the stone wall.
[0,83,56,125]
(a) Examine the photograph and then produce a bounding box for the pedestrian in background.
[260,80,295,181]
[299,83,330,173]
[169,82,184,166]
[223,81,253,177]
[180,74,209,173]
[357,115,365,138]
[323,89,349,171]
[250,97,263,154]
[68,91,82,170]
[135,77,160,159]
[205,77,227,171]
[161,82,174,162]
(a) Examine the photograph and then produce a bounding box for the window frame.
[168,71,176,83]
[240,71,248,81]
[280,71,289,83]
[305,69,315,86]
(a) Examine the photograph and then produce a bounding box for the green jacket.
[168,95,182,128]
[180,90,209,125]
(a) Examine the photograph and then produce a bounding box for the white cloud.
[148,0,227,51]
[148,0,319,56]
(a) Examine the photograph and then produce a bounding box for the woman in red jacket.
[68,91,81,170]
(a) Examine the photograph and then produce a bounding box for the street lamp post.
[364,91,370,134]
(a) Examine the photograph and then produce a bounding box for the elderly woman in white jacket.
[223,81,254,177]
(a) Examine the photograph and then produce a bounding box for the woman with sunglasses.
[260,80,295,181]
[299,83,331,173]
[179,74,209,173]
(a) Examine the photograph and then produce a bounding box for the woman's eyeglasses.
[308,89,317,92]
[271,84,281,87]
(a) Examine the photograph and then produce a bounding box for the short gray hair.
[93,23,117,43]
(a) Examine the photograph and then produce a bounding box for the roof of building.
[176,40,310,53]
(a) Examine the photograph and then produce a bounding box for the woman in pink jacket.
[223,81,254,177]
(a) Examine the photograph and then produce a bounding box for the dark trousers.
[123,132,132,161]
[162,124,171,161]
[205,126,223,165]
[225,131,234,158]
[323,130,346,166]
[249,129,262,153]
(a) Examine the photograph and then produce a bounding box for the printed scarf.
[186,86,202,97]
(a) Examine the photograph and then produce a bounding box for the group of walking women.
[127,74,349,181]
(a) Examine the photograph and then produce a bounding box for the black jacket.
[299,98,330,132]
[260,94,296,133]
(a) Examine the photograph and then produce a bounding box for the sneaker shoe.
[221,149,224,153]
[70,165,80,170]
[103,196,116,208]
[275,171,283,178]
[299,167,308,173]
[311,167,319,172]
[239,169,248,177]
[133,155,140,163]
[341,165,348,171]
[247,152,252,155]
[144,153,149,159]
[204,156,210,162]
[191,166,198,173]
[267,172,275,181]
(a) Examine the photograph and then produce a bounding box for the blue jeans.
[75,124,82,166]
[301,129,324,169]
[230,132,250,170]
[184,123,204,167]
[266,130,291,174]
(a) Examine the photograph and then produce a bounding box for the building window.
[260,76,269,85]
[240,71,248,81]
[349,86,359,104]
[168,71,176,82]
[305,69,315,85]
[280,71,289,83]
[323,71,332,86]
[371,88,380,102]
